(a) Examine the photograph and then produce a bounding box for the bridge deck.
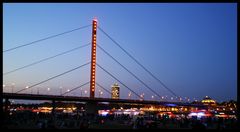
[2,93,205,107]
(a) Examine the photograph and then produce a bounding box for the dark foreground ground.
[2,112,238,129]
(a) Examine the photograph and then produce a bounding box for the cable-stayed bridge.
[3,19,204,114]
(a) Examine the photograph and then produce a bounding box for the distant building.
[111,83,120,99]
[201,96,216,106]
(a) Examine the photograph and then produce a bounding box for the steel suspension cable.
[98,27,178,97]
[97,44,162,99]
[3,24,91,53]
[4,43,90,75]
[15,62,91,93]
[96,82,111,95]
[96,63,142,99]
[61,82,90,96]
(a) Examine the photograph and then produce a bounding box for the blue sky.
[3,3,237,102]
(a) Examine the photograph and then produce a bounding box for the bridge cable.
[3,24,91,53]
[96,82,112,95]
[97,44,162,99]
[15,62,91,93]
[98,27,178,97]
[61,82,90,96]
[4,43,91,75]
[96,63,142,99]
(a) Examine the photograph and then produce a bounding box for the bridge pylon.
[90,18,97,98]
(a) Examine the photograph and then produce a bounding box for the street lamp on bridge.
[3,84,6,92]
[11,83,15,93]
[140,93,144,101]
[151,95,154,100]
[100,91,103,98]
[179,97,182,102]
[47,87,50,95]
[67,89,70,96]
[59,86,63,95]
[25,86,29,94]
[128,92,131,99]
[98,90,101,97]
[161,96,164,100]
[84,90,87,97]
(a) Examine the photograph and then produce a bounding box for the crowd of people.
[1,111,238,129]
[2,111,90,129]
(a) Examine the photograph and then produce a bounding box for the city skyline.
[3,3,237,102]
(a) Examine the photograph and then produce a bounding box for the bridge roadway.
[2,93,204,107]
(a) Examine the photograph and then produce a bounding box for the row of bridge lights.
[91,20,97,94]
[2,83,103,97]
[2,84,90,96]
[3,84,198,102]
[127,92,196,102]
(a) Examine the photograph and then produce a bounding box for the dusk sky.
[3,3,237,102]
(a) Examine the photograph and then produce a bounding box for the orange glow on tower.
[90,18,97,98]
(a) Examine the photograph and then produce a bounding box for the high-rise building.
[111,83,120,99]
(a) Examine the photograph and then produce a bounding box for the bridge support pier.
[85,101,98,119]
